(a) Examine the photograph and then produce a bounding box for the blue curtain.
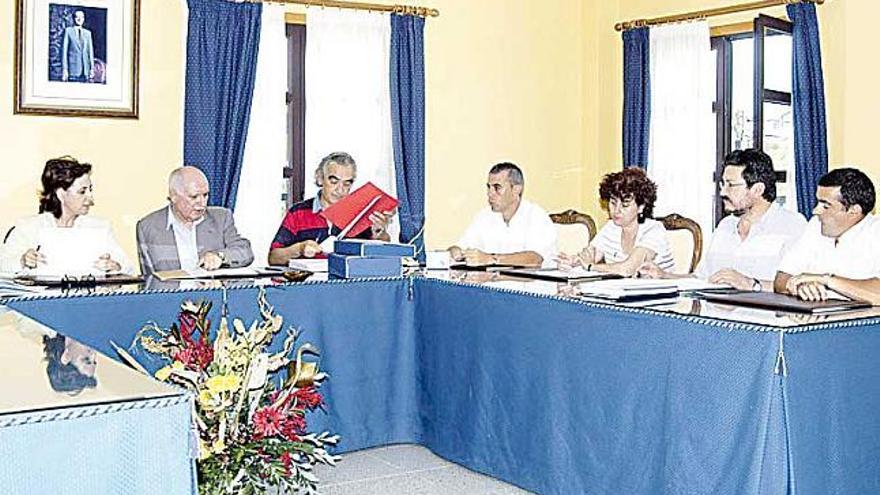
[787,2,828,218]
[183,0,261,209]
[390,14,426,262]
[622,27,650,169]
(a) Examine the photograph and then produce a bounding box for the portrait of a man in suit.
[48,5,108,84]
[62,10,94,82]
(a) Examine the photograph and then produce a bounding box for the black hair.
[39,156,92,218]
[818,168,876,214]
[43,335,97,394]
[488,162,524,186]
[723,149,777,202]
[599,167,657,223]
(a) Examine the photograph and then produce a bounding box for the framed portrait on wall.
[14,0,140,118]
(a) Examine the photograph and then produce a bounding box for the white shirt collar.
[166,205,205,231]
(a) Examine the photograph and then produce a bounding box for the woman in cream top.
[1,156,132,275]
[559,167,674,277]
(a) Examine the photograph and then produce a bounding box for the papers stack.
[288,259,329,273]
[578,278,678,301]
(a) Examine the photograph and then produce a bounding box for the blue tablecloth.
[8,277,880,494]
[0,395,194,495]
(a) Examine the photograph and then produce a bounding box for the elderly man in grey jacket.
[136,166,254,276]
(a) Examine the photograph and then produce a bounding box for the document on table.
[577,278,679,301]
[32,227,106,276]
[500,267,621,282]
[288,259,329,272]
[153,266,283,281]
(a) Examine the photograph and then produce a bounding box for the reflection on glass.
[43,335,98,395]
[763,28,792,93]
[762,101,796,211]
[731,37,754,151]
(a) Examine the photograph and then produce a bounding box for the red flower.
[178,312,196,342]
[281,413,306,442]
[173,340,213,371]
[293,387,323,410]
[280,451,293,477]
[253,406,284,439]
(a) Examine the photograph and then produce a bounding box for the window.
[285,22,306,208]
[711,15,794,225]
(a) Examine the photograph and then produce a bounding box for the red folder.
[320,182,398,238]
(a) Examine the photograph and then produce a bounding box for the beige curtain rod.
[245,0,439,18]
[615,0,823,31]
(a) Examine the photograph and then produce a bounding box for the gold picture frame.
[14,0,140,118]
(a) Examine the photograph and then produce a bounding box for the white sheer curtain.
[304,9,397,239]
[233,4,288,266]
[648,21,716,241]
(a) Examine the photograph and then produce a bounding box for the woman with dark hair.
[559,167,674,277]
[0,156,132,273]
[43,334,98,395]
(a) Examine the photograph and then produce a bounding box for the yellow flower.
[154,366,172,381]
[198,390,214,408]
[199,438,212,460]
[211,438,226,454]
[206,374,241,394]
[155,361,185,382]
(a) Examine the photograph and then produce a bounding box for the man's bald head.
[168,166,209,225]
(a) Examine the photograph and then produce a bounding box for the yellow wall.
[3,0,878,266]
[0,0,186,260]
[2,0,586,259]
[421,0,585,247]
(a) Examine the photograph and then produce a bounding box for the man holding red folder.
[268,152,393,265]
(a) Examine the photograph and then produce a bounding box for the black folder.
[693,290,871,314]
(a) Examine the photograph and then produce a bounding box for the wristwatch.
[491,254,500,265]
[752,278,762,292]
[215,251,226,264]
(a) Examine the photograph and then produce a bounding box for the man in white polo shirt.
[774,168,880,303]
[640,149,806,290]
[448,162,557,268]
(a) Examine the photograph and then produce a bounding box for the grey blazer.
[136,206,254,275]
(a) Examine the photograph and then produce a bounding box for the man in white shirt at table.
[448,162,557,268]
[774,167,880,304]
[640,149,806,291]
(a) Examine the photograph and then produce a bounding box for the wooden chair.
[550,209,597,255]
[656,213,703,274]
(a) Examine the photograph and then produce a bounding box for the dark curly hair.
[598,167,657,223]
[39,156,92,218]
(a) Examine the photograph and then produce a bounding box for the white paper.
[319,235,337,254]
[578,278,678,299]
[426,250,451,270]
[288,259,329,272]
[33,227,107,276]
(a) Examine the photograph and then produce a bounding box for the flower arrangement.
[132,289,339,494]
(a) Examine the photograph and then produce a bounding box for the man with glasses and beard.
[640,149,806,290]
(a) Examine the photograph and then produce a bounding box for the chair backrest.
[550,209,597,255]
[655,213,703,274]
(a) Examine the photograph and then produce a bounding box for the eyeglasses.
[717,180,748,190]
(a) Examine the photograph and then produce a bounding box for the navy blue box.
[328,253,403,278]
[334,239,416,257]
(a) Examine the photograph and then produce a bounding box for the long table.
[7,276,880,494]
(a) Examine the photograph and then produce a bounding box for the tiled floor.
[314,444,534,494]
